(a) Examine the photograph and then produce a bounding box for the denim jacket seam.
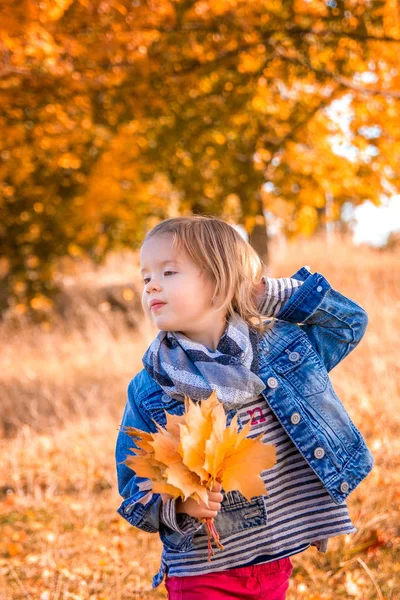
[278,273,328,321]
[160,536,191,552]
[290,266,313,282]
[315,305,357,346]
[117,504,159,533]
[136,391,157,431]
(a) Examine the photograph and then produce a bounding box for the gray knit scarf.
[142,311,266,412]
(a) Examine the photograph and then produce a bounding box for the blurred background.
[0,1,399,598]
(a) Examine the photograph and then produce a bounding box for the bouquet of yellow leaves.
[120,390,276,560]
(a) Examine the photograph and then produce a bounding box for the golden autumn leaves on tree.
[1,0,400,310]
[120,390,276,559]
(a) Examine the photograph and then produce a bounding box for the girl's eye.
[143,271,176,284]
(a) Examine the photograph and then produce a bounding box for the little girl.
[115,215,374,599]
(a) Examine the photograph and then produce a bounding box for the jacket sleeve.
[115,379,203,552]
[259,266,368,372]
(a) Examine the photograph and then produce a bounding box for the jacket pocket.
[304,381,362,451]
[272,336,328,396]
[214,491,267,538]
[160,525,199,553]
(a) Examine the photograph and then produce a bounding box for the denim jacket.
[115,266,374,584]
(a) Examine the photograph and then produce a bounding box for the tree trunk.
[247,195,269,268]
[248,218,269,269]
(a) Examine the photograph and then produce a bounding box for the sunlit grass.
[0,233,398,599]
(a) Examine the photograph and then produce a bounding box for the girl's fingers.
[208,491,224,503]
[211,481,222,492]
[202,509,219,518]
[198,499,222,518]
[206,500,221,512]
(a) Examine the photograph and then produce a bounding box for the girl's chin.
[153,318,184,331]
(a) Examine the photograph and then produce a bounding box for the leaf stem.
[204,517,224,561]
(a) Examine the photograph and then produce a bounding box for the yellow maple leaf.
[149,425,182,466]
[203,409,276,501]
[178,397,215,481]
[124,453,164,481]
[165,462,210,506]
[121,425,154,453]
[220,434,276,501]
[151,479,183,497]
[164,412,186,437]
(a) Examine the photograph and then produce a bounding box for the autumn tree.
[1,0,399,310]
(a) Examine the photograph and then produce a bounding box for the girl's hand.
[176,481,224,520]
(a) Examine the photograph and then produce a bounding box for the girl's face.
[140,233,227,349]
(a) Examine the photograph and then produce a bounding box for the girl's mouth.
[151,303,166,311]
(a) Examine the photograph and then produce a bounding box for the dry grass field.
[1,234,399,600]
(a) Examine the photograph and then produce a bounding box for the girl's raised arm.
[258,266,368,373]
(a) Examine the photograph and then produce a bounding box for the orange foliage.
[1,0,400,308]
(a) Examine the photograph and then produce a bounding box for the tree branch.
[264,84,343,163]
[275,47,400,99]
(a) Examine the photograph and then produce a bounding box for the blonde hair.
[142,215,275,336]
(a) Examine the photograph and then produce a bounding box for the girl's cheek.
[141,294,149,316]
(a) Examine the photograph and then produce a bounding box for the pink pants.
[164,557,293,600]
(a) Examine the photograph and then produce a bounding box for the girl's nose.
[146,280,161,292]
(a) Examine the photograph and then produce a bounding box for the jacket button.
[317,285,323,292]
[290,412,301,425]
[314,447,325,459]
[288,352,300,362]
[267,377,278,389]
[340,481,350,493]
